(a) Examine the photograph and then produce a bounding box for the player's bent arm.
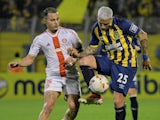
[18,54,36,67]
[137,30,152,70]
[137,30,148,55]
[8,54,36,69]
[79,46,97,58]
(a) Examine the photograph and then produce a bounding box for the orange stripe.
[52,36,66,77]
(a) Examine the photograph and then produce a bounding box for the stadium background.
[0,0,160,120]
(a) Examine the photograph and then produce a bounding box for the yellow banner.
[0,72,160,100]
[0,73,45,100]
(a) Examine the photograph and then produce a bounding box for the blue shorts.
[129,75,137,88]
[95,55,137,96]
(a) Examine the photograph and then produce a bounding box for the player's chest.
[105,29,123,39]
[41,36,72,50]
[100,29,123,45]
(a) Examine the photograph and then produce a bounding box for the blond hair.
[97,6,113,19]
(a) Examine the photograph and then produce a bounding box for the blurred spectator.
[137,0,153,17]
[0,0,10,31]
[22,0,36,19]
[0,0,21,19]
[0,0,36,31]
[108,0,127,18]
[9,52,28,73]
[37,0,62,17]
[21,0,37,30]
[152,0,160,17]
[7,0,22,30]
[15,0,26,12]
[0,0,10,18]
[127,0,139,18]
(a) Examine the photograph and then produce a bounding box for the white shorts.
[44,76,81,95]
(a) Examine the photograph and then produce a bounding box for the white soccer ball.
[89,74,109,94]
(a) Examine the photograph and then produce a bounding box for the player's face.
[45,12,60,33]
[97,18,112,31]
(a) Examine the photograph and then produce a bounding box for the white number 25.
[117,73,128,84]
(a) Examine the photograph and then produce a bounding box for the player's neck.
[47,29,58,35]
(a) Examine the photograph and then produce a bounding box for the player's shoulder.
[92,22,99,29]
[33,31,47,42]
[113,17,129,25]
[60,26,76,32]
[59,27,78,36]
[36,31,46,37]
[90,22,99,33]
[37,30,49,38]
[112,16,134,30]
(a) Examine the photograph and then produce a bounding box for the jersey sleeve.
[89,23,99,48]
[133,37,141,46]
[118,18,140,36]
[70,30,83,52]
[28,36,41,56]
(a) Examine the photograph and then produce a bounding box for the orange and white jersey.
[28,27,82,79]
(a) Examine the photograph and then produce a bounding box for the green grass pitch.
[0,97,159,120]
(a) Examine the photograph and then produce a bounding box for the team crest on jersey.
[99,36,105,44]
[62,38,67,43]
[113,31,120,40]
[99,36,104,41]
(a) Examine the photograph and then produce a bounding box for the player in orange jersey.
[8,7,83,120]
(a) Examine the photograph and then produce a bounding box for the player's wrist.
[142,55,148,60]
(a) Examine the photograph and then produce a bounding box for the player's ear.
[41,18,46,24]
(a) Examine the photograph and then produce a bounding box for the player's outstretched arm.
[138,30,152,70]
[68,46,97,58]
[8,54,36,69]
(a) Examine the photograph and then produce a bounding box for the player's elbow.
[139,31,148,41]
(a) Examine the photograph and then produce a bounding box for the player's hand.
[65,57,78,69]
[67,47,80,58]
[142,59,152,70]
[8,62,19,69]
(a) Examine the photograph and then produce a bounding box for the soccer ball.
[89,74,109,94]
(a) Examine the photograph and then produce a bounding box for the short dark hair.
[41,7,57,18]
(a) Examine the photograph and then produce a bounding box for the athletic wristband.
[143,55,148,60]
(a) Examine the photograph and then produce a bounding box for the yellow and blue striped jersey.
[89,17,140,67]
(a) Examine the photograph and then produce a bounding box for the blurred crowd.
[0,0,62,19]
[1,0,160,19]
[0,0,160,31]
[0,0,62,30]
[108,0,160,18]
[87,0,160,19]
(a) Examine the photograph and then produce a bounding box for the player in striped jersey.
[8,7,83,120]
[128,38,141,120]
[68,6,152,120]
[98,37,141,120]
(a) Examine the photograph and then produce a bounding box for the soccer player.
[94,38,140,120]
[128,38,141,120]
[8,7,82,120]
[68,6,152,120]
